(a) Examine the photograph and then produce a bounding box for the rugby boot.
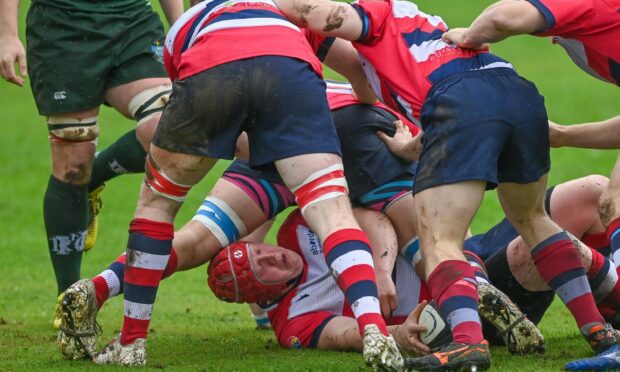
[57,279,101,359]
[566,345,620,371]
[93,334,147,367]
[363,324,405,371]
[53,292,64,329]
[586,323,620,354]
[477,281,545,355]
[404,341,491,371]
[85,185,104,251]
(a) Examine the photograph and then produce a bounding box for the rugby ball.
[419,301,453,349]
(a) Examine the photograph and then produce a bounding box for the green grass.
[1,0,620,370]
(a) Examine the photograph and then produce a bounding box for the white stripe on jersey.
[409,39,453,62]
[473,61,515,71]
[392,0,445,28]
[166,0,283,54]
[193,18,300,47]
[359,54,385,102]
[166,2,205,53]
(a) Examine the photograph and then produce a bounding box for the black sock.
[89,129,147,191]
[44,176,88,293]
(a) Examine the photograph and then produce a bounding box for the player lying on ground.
[0,0,184,328]
[208,207,544,357]
[268,0,615,369]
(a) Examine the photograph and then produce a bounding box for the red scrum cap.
[207,242,291,304]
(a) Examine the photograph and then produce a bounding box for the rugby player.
[439,3,620,368]
[207,208,544,357]
[0,0,184,327]
[74,1,408,366]
[267,0,616,369]
[57,77,422,368]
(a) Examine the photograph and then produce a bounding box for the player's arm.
[323,38,376,104]
[442,0,546,50]
[273,0,362,41]
[316,303,429,354]
[550,116,620,149]
[0,0,26,86]
[354,207,398,318]
[159,0,185,26]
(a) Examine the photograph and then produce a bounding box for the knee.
[578,175,609,203]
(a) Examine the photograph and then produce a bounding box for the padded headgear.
[207,242,290,304]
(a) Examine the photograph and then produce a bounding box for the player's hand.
[393,301,430,355]
[376,271,397,318]
[0,35,27,86]
[377,120,422,162]
[442,28,489,51]
[548,120,565,148]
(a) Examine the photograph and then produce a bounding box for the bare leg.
[498,174,606,340]
[415,181,487,345]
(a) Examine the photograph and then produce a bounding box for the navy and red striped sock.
[323,229,387,336]
[532,231,604,333]
[120,218,174,345]
[427,260,484,344]
[92,248,178,309]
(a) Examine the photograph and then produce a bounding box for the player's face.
[249,243,303,285]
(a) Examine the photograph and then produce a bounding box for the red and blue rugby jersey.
[164,0,324,81]
[325,80,421,136]
[527,0,620,86]
[352,0,514,125]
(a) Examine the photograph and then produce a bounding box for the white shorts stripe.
[124,300,154,321]
[330,250,374,277]
[126,249,170,270]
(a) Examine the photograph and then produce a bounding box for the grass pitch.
[1,0,620,371]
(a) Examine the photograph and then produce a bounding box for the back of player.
[527,0,620,85]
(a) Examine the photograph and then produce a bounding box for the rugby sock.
[88,129,147,191]
[44,176,88,294]
[427,260,484,344]
[532,231,604,333]
[400,237,421,268]
[587,248,620,317]
[582,232,610,256]
[93,254,126,308]
[121,218,173,345]
[607,217,620,269]
[323,229,387,336]
[464,250,490,284]
[93,248,178,309]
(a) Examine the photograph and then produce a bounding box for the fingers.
[410,300,427,323]
[1,54,24,86]
[380,295,392,318]
[18,52,27,78]
[389,293,398,315]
